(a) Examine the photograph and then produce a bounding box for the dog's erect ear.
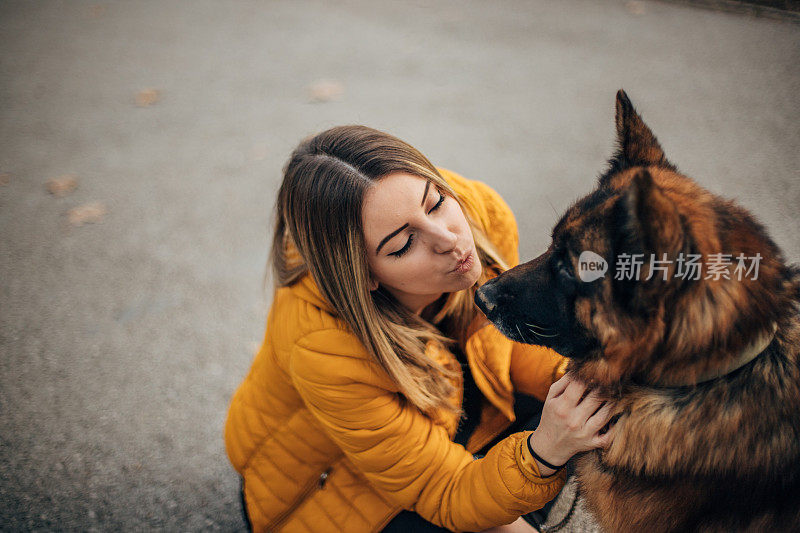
[620,170,683,256]
[615,90,667,166]
[612,169,685,310]
[601,90,674,187]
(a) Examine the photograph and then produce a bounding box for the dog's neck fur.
[656,323,778,387]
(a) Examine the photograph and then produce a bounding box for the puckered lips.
[450,249,474,274]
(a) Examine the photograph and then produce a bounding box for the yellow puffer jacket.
[224,168,569,532]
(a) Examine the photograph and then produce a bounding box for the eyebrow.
[375,180,432,254]
[420,180,431,207]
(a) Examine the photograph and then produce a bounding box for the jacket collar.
[290,272,336,315]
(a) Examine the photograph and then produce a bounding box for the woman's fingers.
[592,417,619,449]
[586,403,613,431]
[574,390,604,422]
[547,372,572,400]
[561,377,587,406]
[540,373,620,457]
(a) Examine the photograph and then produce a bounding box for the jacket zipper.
[268,467,331,531]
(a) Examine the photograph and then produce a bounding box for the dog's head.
[476,90,798,387]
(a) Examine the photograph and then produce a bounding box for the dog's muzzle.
[474,287,496,314]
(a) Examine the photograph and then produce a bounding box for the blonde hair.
[269,125,509,416]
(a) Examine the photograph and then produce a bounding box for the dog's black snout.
[474,286,495,316]
[475,279,506,317]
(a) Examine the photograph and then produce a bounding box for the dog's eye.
[558,261,575,281]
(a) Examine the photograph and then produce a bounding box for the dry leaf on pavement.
[626,1,646,15]
[46,174,79,197]
[0,172,10,186]
[88,5,107,18]
[307,79,344,103]
[135,89,161,107]
[67,201,107,226]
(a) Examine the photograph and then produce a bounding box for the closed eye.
[428,191,445,213]
[389,234,414,257]
[389,191,446,258]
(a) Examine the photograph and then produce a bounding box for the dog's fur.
[475,91,800,532]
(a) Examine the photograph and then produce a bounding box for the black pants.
[239,394,553,533]
[240,478,253,532]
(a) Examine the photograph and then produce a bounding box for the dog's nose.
[474,285,497,314]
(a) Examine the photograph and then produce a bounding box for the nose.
[430,223,458,254]
[474,286,497,314]
[474,279,500,316]
[474,276,517,318]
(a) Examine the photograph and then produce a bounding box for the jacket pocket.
[268,467,332,531]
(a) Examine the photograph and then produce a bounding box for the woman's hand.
[527,372,616,476]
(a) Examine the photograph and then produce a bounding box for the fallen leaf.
[135,89,161,107]
[626,1,646,15]
[67,201,107,226]
[88,4,106,18]
[0,172,10,186]
[46,174,79,197]
[307,79,344,103]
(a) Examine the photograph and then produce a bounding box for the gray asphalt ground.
[1,1,798,531]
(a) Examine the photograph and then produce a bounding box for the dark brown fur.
[475,91,800,532]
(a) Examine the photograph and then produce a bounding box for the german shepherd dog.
[475,91,800,532]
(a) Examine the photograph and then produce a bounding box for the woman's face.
[362,172,482,314]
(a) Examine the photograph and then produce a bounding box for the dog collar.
[658,323,778,387]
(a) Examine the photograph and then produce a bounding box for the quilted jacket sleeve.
[289,329,566,532]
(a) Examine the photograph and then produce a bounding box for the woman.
[224,125,614,532]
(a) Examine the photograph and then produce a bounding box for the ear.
[368,276,379,291]
[620,169,683,256]
[601,90,674,187]
[611,170,685,310]
[615,89,668,166]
